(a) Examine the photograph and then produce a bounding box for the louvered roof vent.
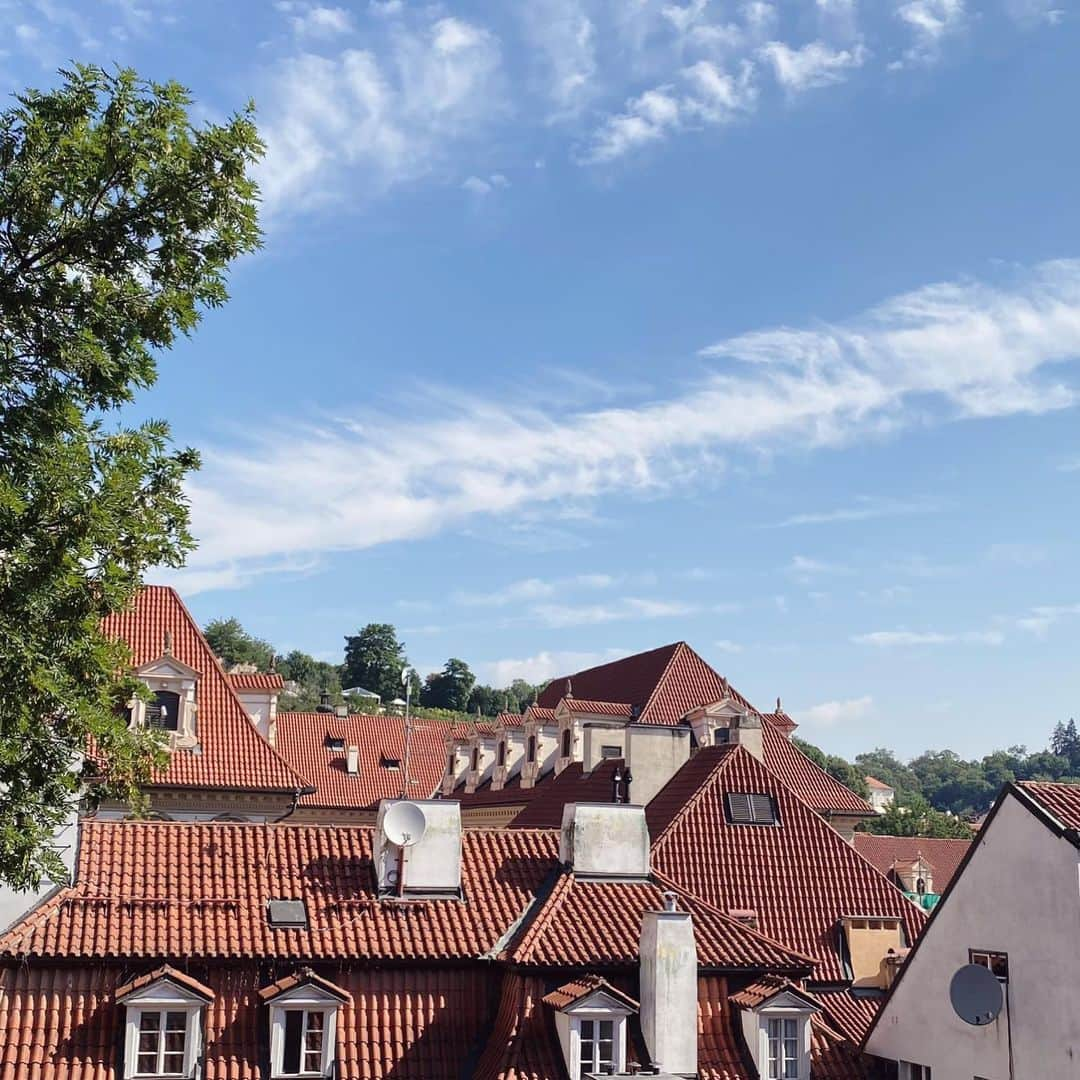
[725,792,779,826]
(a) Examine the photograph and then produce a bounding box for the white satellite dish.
[950,964,1004,1027]
[383,801,427,848]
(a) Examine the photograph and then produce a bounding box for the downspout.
[273,786,316,824]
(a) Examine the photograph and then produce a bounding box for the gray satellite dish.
[949,964,1004,1026]
[383,801,427,848]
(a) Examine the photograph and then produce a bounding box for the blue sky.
[4,0,1079,759]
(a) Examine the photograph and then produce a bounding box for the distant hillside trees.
[204,618,275,671]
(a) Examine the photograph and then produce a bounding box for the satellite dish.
[949,964,1004,1026]
[383,801,427,848]
[401,666,413,687]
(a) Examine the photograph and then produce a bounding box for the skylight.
[325,736,345,752]
[267,899,309,929]
[725,793,779,826]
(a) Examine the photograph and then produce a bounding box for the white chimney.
[559,803,650,879]
[346,745,360,775]
[640,892,698,1075]
[373,799,462,895]
[729,711,764,761]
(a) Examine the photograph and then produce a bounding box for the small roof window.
[267,899,309,929]
[325,735,345,752]
[380,755,401,771]
[725,792,779,826]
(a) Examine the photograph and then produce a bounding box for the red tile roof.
[810,1015,871,1080]
[507,870,813,973]
[274,713,449,808]
[763,708,798,736]
[258,967,349,1004]
[864,776,893,792]
[1017,780,1080,829]
[648,747,925,982]
[525,706,557,724]
[728,975,815,1010]
[100,587,309,793]
[114,963,215,1003]
[497,712,527,729]
[0,962,496,1080]
[509,759,626,829]
[227,672,284,691]
[0,820,559,961]
[541,975,637,1011]
[761,722,875,817]
[697,976,753,1080]
[814,989,884,1045]
[563,698,634,718]
[851,834,971,891]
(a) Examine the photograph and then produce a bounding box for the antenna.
[400,666,414,799]
[382,801,427,848]
[949,964,1004,1026]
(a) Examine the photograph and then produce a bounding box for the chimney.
[346,745,360,775]
[639,893,698,1076]
[316,690,333,714]
[559,803,649,879]
[334,703,348,718]
[373,799,462,895]
[729,711,764,762]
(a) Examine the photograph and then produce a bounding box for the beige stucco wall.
[625,725,690,808]
[867,792,1080,1079]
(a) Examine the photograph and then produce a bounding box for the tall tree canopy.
[421,658,477,713]
[342,624,410,703]
[0,66,262,890]
[204,617,275,671]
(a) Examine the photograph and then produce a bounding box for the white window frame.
[740,996,816,1080]
[571,1011,627,1078]
[122,983,205,1080]
[267,984,343,1079]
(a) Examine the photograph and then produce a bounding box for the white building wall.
[235,689,276,741]
[625,726,691,808]
[867,792,1080,1080]
[0,807,79,931]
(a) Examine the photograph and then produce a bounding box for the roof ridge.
[637,640,689,723]
[506,868,573,963]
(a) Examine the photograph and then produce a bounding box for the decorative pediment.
[259,968,349,1008]
[543,976,638,1015]
[116,965,214,1006]
[136,654,201,682]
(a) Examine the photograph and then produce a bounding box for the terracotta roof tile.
[851,834,971,891]
[541,975,637,1011]
[525,706,557,724]
[813,989,884,1044]
[648,747,925,982]
[0,821,559,961]
[810,1015,871,1080]
[100,587,308,793]
[258,966,349,1003]
[697,976,753,1080]
[473,973,573,1080]
[497,712,527,729]
[0,962,495,1080]
[509,759,626,829]
[864,776,893,792]
[563,699,634,718]
[227,672,284,691]
[1017,780,1080,829]
[761,722,875,817]
[275,713,450,808]
[728,974,816,1010]
[508,870,813,973]
[114,963,214,1003]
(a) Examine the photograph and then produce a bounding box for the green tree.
[342,624,409,703]
[854,747,921,798]
[793,738,869,799]
[204,617,274,670]
[0,66,261,889]
[467,683,505,717]
[421,658,476,713]
[276,649,343,712]
[861,793,972,839]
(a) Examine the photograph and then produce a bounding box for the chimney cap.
[662,891,678,912]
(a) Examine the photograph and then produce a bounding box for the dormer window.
[543,976,637,1080]
[733,981,819,1080]
[325,736,345,752]
[527,735,537,763]
[260,969,348,1079]
[725,792,778,826]
[470,747,480,772]
[130,652,200,750]
[116,965,214,1080]
[497,740,506,766]
[561,728,572,758]
[446,753,455,776]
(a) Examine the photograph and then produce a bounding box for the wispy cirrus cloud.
[453,573,616,606]
[852,628,1004,646]
[171,259,1080,592]
[801,694,873,726]
[772,495,938,527]
[479,647,629,686]
[532,597,698,628]
[759,39,868,93]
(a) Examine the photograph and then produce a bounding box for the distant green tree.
[0,65,261,890]
[1051,719,1080,770]
[204,617,274,670]
[854,748,921,797]
[467,683,505,717]
[276,649,343,712]
[421,658,476,713]
[342,624,409,703]
[793,738,868,799]
[910,749,995,816]
[861,793,972,839]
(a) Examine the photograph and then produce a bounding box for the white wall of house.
[624,725,691,808]
[0,806,79,931]
[867,791,1080,1079]
[235,689,277,741]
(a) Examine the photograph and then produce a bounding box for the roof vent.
[316,690,333,714]
[267,899,308,929]
[346,746,360,775]
[663,891,678,912]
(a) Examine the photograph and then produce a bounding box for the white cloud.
[773,495,937,527]
[519,0,597,115]
[480,648,629,686]
[174,260,1080,588]
[852,629,1004,646]
[714,638,744,653]
[760,39,867,92]
[258,15,503,215]
[462,172,509,195]
[985,542,1046,567]
[894,0,966,64]
[454,573,616,606]
[531,597,697,627]
[1014,603,1080,637]
[801,694,873,726]
[277,2,354,38]
[786,555,851,582]
[1002,0,1064,24]
[585,59,756,163]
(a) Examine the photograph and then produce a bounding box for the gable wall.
[866,792,1080,1079]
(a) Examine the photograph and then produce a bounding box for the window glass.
[303,1010,325,1074]
[579,1019,594,1078]
[134,1010,187,1076]
[497,741,506,766]
[281,1009,328,1076]
[470,748,479,771]
[561,729,572,757]
[970,949,1009,981]
[527,735,536,762]
[147,690,181,731]
[578,1018,616,1076]
[766,1017,799,1079]
[600,745,621,759]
